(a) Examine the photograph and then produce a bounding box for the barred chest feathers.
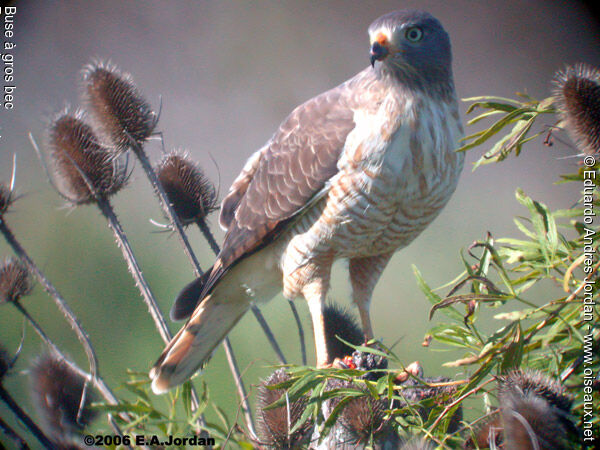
[300,88,464,258]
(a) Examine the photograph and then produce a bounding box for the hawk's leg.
[349,252,394,341]
[302,276,331,368]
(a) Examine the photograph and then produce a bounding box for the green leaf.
[500,322,524,371]
[414,265,463,322]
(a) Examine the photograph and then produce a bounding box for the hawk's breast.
[283,89,464,262]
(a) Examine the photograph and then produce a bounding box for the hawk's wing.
[205,82,359,297]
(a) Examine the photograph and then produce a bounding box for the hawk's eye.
[405,26,423,42]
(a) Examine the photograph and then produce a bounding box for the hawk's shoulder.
[209,70,378,294]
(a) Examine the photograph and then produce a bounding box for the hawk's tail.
[150,292,250,394]
[169,271,212,321]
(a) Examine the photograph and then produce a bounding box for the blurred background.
[1,0,599,442]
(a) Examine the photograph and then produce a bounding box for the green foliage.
[458,94,555,169]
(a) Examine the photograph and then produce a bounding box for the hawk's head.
[368,10,453,90]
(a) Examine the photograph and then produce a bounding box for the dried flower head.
[256,369,312,449]
[0,257,33,304]
[498,370,575,450]
[30,353,96,442]
[340,389,390,443]
[322,304,363,363]
[48,112,128,204]
[499,369,572,414]
[156,151,218,225]
[82,61,156,151]
[0,182,14,218]
[554,63,600,155]
[325,378,398,448]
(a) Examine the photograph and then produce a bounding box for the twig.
[0,414,29,449]
[11,301,131,445]
[96,198,171,343]
[428,377,496,432]
[0,384,55,449]
[250,305,287,365]
[128,138,202,277]
[0,220,98,390]
[195,219,220,256]
[222,339,257,440]
[287,300,307,365]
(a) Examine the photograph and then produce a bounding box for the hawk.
[151,9,464,394]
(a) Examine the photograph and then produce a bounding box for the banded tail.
[150,279,250,394]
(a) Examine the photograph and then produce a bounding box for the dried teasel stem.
[223,339,257,440]
[249,305,287,365]
[0,224,130,443]
[288,300,307,365]
[96,199,171,343]
[0,220,99,386]
[40,111,206,437]
[81,62,203,276]
[0,414,29,450]
[0,383,55,449]
[55,141,208,436]
[194,218,288,366]
[11,301,128,438]
[136,143,205,276]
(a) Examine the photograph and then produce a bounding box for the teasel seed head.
[256,368,312,449]
[340,389,390,444]
[30,353,96,442]
[156,151,218,225]
[0,257,33,304]
[47,111,128,204]
[499,369,573,414]
[325,378,398,447]
[553,63,600,155]
[82,61,156,151]
[322,304,363,363]
[498,369,575,450]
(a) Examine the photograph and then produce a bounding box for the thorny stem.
[96,198,171,343]
[288,300,307,365]
[93,198,208,434]
[11,301,131,445]
[128,143,256,435]
[0,220,98,391]
[129,140,202,277]
[0,385,55,449]
[0,414,29,449]
[428,377,496,432]
[126,138,217,435]
[195,219,220,256]
[250,305,287,365]
[222,339,257,440]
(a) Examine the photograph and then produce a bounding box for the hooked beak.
[370,41,389,67]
